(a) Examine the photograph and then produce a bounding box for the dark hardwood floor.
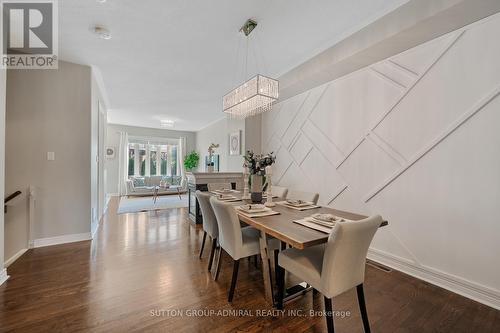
[1,197,499,332]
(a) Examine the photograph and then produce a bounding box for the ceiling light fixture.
[93,26,112,40]
[160,120,174,128]
[223,19,279,119]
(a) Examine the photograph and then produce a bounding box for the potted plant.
[184,151,200,171]
[243,150,276,203]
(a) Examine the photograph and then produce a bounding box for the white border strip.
[368,248,500,310]
[33,232,91,248]
[0,268,9,286]
[4,248,28,267]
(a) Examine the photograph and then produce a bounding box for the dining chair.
[271,185,288,199]
[207,182,232,192]
[276,215,383,333]
[287,189,319,205]
[195,191,219,273]
[210,197,279,302]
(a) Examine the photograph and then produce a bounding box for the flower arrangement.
[243,150,276,175]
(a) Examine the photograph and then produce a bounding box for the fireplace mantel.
[187,172,243,185]
[186,172,243,224]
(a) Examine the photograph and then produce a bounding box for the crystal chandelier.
[223,19,279,119]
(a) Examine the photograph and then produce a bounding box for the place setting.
[210,188,240,195]
[293,213,351,233]
[276,199,320,211]
[214,193,242,202]
[235,203,280,218]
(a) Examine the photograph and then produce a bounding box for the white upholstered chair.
[210,197,279,302]
[169,177,186,200]
[195,191,219,273]
[287,189,319,205]
[271,185,288,199]
[276,215,383,333]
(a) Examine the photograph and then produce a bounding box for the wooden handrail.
[5,190,22,204]
[4,191,22,213]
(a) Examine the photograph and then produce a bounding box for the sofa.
[126,176,186,197]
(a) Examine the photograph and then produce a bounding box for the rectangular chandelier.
[223,74,279,119]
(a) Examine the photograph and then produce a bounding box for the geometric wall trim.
[261,13,500,308]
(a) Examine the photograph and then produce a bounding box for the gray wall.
[5,61,93,256]
[195,117,245,172]
[195,115,263,172]
[105,124,196,194]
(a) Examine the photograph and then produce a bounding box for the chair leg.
[228,259,240,302]
[199,231,207,259]
[357,284,371,333]
[324,296,335,333]
[273,249,279,285]
[276,259,285,310]
[207,237,217,271]
[214,247,223,281]
[177,188,181,200]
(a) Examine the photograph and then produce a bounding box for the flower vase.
[250,174,264,203]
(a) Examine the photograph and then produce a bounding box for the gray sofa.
[126,176,186,197]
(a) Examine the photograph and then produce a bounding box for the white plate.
[237,204,269,214]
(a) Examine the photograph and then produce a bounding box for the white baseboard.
[5,248,28,267]
[33,232,92,248]
[368,248,500,310]
[0,268,9,286]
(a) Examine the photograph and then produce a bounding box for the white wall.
[261,14,500,309]
[0,68,7,284]
[5,61,93,253]
[105,124,196,194]
[91,73,107,236]
[195,115,262,172]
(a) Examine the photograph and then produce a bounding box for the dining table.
[210,190,388,307]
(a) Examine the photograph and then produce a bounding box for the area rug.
[117,195,188,214]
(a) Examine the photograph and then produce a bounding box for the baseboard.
[0,268,9,286]
[4,248,28,267]
[368,248,500,310]
[33,232,92,248]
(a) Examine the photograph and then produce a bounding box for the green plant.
[184,151,200,170]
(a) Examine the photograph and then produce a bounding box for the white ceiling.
[59,0,408,132]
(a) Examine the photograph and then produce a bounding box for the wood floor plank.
[0,197,499,332]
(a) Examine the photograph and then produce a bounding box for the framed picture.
[105,146,116,159]
[229,131,241,156]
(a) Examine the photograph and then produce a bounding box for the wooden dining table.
[212,190,388,306]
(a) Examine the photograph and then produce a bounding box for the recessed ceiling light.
[93,26,111,40]
[96,0,107,3]
[160,120,174,128]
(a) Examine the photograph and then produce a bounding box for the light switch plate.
[47,152,55,161]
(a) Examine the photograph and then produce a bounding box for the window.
[150,149,157,175]
[171,145,177,176]
[128,148,135,176]
[127,139,179,178]
[139,146,146,176]
[160,151,168,176]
